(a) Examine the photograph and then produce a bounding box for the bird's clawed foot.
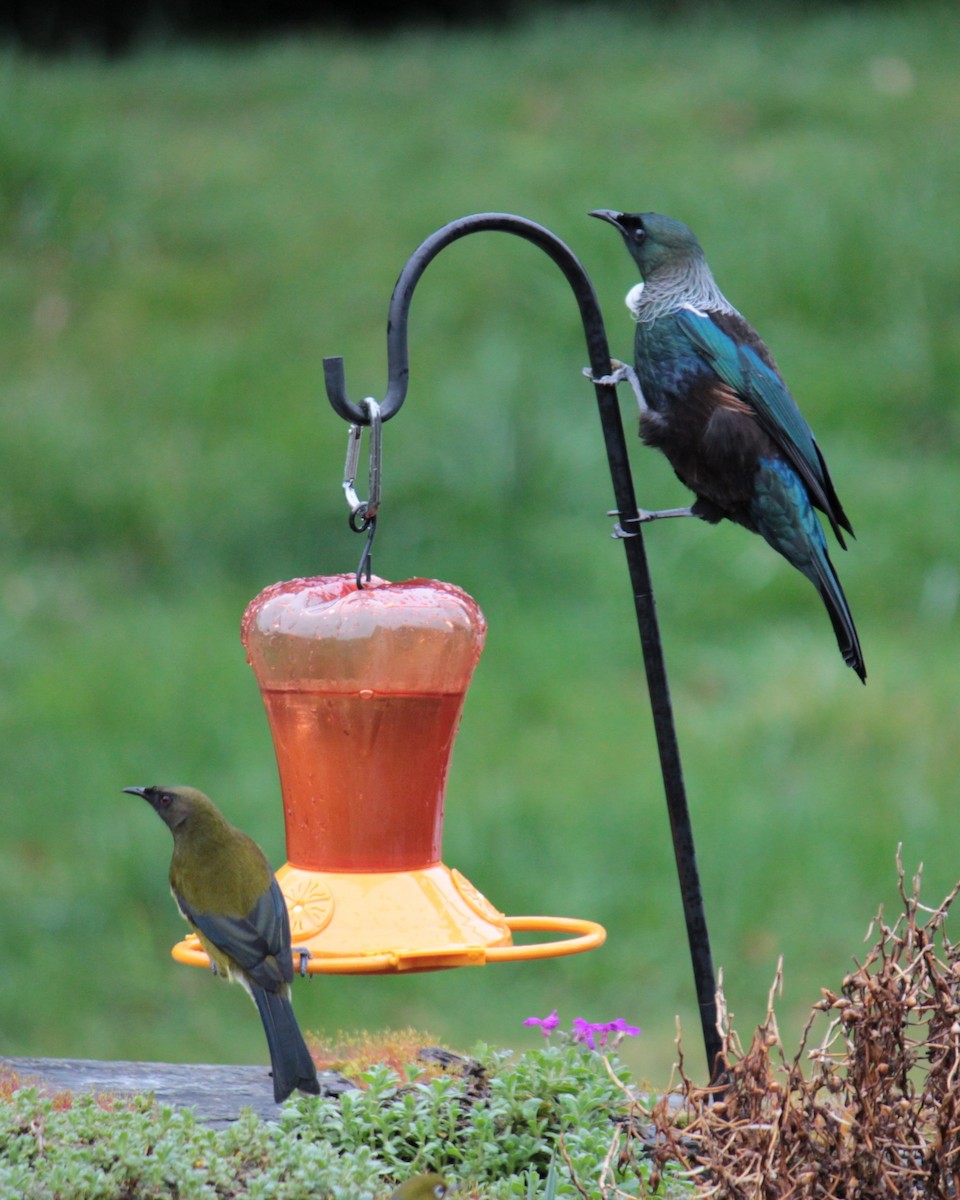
[583,359,631,387]
[293,947,313,978]
[610,519,638,539]
[583,360,649,412]
[607,506,695,538]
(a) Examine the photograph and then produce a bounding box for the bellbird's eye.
[159,793,172,807]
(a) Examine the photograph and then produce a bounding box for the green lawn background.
[1,5,958,1085]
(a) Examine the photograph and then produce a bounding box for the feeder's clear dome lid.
[241,573,487,693]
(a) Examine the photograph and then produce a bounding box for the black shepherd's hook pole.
[324,213,724,1083]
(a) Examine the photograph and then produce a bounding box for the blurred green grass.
[1,5,958,1085]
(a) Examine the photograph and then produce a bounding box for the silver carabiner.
[342,397,382,529]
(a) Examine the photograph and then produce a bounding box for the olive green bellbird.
[389,1173,450,1200]
[125,785,320,1103]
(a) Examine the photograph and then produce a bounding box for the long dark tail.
[809,546,866,683]
[752,459,866,683]
[251,985,320,1103]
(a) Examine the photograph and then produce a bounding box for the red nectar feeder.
[171,573,605,973]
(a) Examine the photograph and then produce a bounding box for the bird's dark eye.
[159,793,172,807]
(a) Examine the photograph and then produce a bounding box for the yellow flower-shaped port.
[279,873,335,940]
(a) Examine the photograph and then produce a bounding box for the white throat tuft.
[624,281,645,320]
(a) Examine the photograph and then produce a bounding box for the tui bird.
[126,785,321,1103]
[588,210,865,682]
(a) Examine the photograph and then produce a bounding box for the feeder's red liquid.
[261,686,466,872]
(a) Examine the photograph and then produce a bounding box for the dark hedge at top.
[7,0,506,55]
[3,0,897,56]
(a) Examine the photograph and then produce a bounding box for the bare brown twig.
[623,855,960,1199]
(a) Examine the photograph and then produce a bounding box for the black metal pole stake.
[324,213,724,1082]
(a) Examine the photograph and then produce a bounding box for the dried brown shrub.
[634,854,960,1199]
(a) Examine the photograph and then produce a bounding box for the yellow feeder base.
[171,862,606,975]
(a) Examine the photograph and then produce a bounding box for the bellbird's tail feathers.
[252,985,321,1103]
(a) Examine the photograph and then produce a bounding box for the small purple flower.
[572,1017,641,1050]
[524,1011,640,1049]
[523,1009,560,1038]
[606,1018,641,1038]
[572,1017,601,1049]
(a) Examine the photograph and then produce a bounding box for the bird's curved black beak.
[588,209,626,231]
[123,786,149,798]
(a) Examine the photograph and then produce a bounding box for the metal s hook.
[354,516,377,589]
[341,397,382,587]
